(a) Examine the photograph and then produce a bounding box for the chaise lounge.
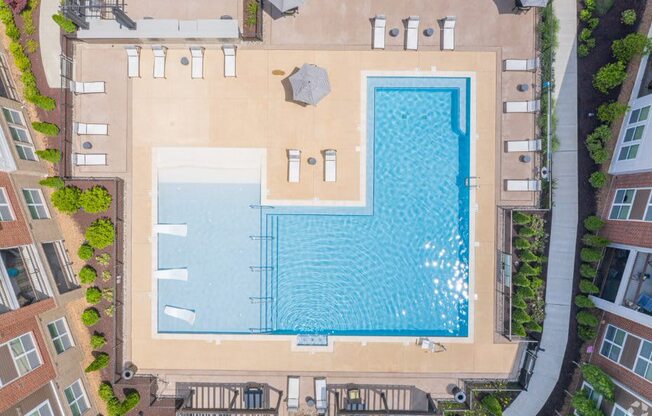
[406,16,419,50]
[373,15,386,49]
[288,149,301,183]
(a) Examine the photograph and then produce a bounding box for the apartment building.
[0,54,96,416]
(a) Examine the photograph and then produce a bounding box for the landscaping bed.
[242,0,262,40]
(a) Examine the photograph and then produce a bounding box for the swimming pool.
[157,76,472,337]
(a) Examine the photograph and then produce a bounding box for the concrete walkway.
[504,0,578,414]
[39,0,62,88]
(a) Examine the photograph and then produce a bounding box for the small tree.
[79,265,97,284]
[580,263,598,278]
[481,395,503,416]
[90,334,106,349]
[612,33,652,63]
[31,121,60,136]
[512,211,532,225]
[621,9,637,25]
[519,250,540,263]
[589,172,608,188]
[84,352,109,372]
[579,325,598,341]
[39,177,64,189]
[577,310,599,328]
[51,186,82,214]
[81,308,100,326]
[77,244,94,260]
[35,149,61,163]
[580,279,600,294]
[575,295,595,308]
[85,287,102,304]
[597,102,629,123]
[584,215,605,232]
[583,234,610,248]
[514,237,531,250]
[581,247,603,263]
[593,61,627,94]
[86,219,115,249]
[582,364,615,401]
[513,274,531,287]
[519,263,540,276]
[79,186,112,213]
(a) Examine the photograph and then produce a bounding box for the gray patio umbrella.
[268,0,304,13]
[289,64,331,106]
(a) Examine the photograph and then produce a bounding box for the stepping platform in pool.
[155,268,188,281]
[163,305,196,325]
[154,223,187,237]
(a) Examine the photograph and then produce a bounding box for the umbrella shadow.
[281,67,309,107]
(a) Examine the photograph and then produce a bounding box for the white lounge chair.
[504,58,539,71]
[324,149,336,182]
[506,139,542,152]
[315,378,327,415]
[287,376,300,410]
[126,46,140,78]
[223,45,236,77]
[155,269,189,281]
[506,179,541,191]
[70,81,105,94]
[504,100,540,113]
[154,224,188,237]
[442,16,456,50]
[75,153,107,166]
[288,149,300,183]
[163,305,196,325]
[152,45,167,79]
[406,16,419,50]
[190,46,204,79]
[76,123,108,135]
[373,15,386,49]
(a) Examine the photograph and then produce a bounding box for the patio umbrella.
[289,64,331,106]
[268,0,304,13]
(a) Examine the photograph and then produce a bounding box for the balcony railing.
[0,245,52,312]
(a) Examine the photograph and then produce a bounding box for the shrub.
[90,334,106,349]
[612,33,652,63]
[102,288,113,302]
[80,186,112,213]
[51,186,82,214]
[121,391,141,415]
[78,244,94,260]
[584,0,595,13]
[575,295,595,308]
[583,234,610,248]
[578,43,591,58]
[621,9,636,25]
[35,149,61,163]
[101,270,112,282]
[579,9,592,22]
[25,39,38,53]
[22,8,35,35]
[589,172,607,188]
[84,352,109,372]
[582,364,615,401]
[517,285,535,299]
[579,325,598,342]
[96,253,111,266]
[593,61,627,94]
[514,237,531,250]
[513,308,532,323]
[577,310,599,328]
[584,215,605,232]
[530,277,544,289]
[511,321,526,337]
[104,304,115,317]
[86,287,102,304]
[0,4,13,24]
[99,384,141,416]
[513,274,531,287]
[518,226,536,238]
[589,125,613,143]
[579,28,593,42]
[39,176,64,189]
[572,390,603,416]
[86,219,115,249]
[580,279,600,294]
[32,121,60,136]
[79,265,97,284]
[512,293,526,309]
[525,321,543,333]
[481,395,503,416]
[589,146,609,164]
[81,308,100,326]
[5,22,20,40]
[519,263,540,276]
[99,382,114,402]
[580,263,598,278]
[512,211,532,225]
[52,13,77,33]
[597,101,629,123]
[581,247,602,263]
[586,17,599,30]
[29,94,56,111]
[519,250,540,263]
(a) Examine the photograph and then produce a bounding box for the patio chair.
[126,46,140,78]
[152,45,167,79]
[373,15,386,49]
[163,305,196,325]
[506,139,542,152]
[74,153,107,166]
[287,376,300,410]
[315,378,327,415]
[190,46,204,79]
[637,293,652,313]
[223,44,236,77]
[504,57,539,71]
[504,100,540,113]
[324,149,337,182]
[70,81,105,94]
[288,149,301,183]
[506,179,541,192]
[76,123,108,135]
[244,388,264,409]
[155,268,189,281]
[442,16,456,51]
[154,224,188,237]
[405,16,419,50]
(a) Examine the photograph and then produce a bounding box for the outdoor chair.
[506,139,542,152]
[152,45,167,79]
[74,153,107,166]
[442,16,456,50]
[373,15,386,49]
[405,16,419,50]
[70,81,105,94]
[287,376,300,410]
[506,179,541,191]
[190,46,204,79]
[504,100,540,113]
[223,45,236,77]
[126,46,140,78]
[324,149,337,182]
[76,123,108,135]
[315,378,327,415]
[288,149,301,183]
[504,57,539,71]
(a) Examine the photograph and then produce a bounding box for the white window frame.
[64,379,90,416]
[2,107,24,125]
[612,403,634,416]
[8,332,42,377]
[22,188,50,219]
[0,187,15,221]
[2,107,36,162]
[600,324,627,363]
[618,105,650,161]
[47,318,74,354]
[634,339,652,381]
[610,189,636,220]
[25,400,54,416]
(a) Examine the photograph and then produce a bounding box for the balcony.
[41,241,79,295]
[328,384,437,415]
[175,382,282,415]
[0,245,52,313]
[622,252,652,315]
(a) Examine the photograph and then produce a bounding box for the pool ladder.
[249,204,275,209]
[465,176,480,188]
[249,296,274,304]
[249,235,274,241]
[250,265,273,272]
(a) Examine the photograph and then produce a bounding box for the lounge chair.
[223,45,236,77]
[504,57,539,71]
[152,45,167,79]
[315,378,327,415]
[76,123,108,135]
[126,46,140,78]
[373,15,386,49]
[287,376,300,410]
[163,305,196,325]
[442,16,456,51]
[504,100,540,113]
[154,224,188,237]
[637,293,652,313]
[506,179,541,191]
[155,269,189,281]
[324,149,337,182]
[190,46,204,79]
[70,81,105,94]
[75,153,107,166]
[506,139,542,152]
[288,149,301,183]
[405,16,419,50]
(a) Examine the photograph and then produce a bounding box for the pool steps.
[154,223,187,237]
[155,268,188,281]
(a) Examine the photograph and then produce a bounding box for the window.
[600,325,627,362]
[25,401,54,416]
[612,404,634,416]
[47,318,73,354]
[8,333,41,376]
[64,380,90,416]
[634,339,652,381]
[0,187,14,221]
[22,189,49,219]
[2,107,35,161]
[574,382,602,415]
[610,189,635,220]
[3,107,24,125]
[618,105,650,161]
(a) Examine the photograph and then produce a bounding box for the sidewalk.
[504,0,578,414]
[39,0,62,88]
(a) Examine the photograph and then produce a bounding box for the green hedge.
[589,171,608,188]
[86,219,116,249]
[572,389,604,416]
[481,395,503,416]
[512,211,532,225]
[612,33,652,63]
[578,325,598,342]
[84,352,109,372]
[597,101,629,123]
[583,234,610,248]
[98,383,141,416]
[593,61,627,94]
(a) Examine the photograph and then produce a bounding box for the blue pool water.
[158,76,471,336]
